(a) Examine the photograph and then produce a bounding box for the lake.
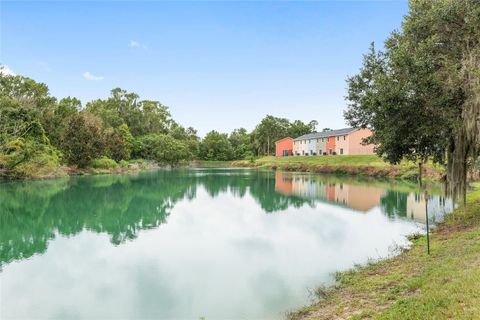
[0,168,453,319]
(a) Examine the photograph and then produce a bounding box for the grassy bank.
[0,159,160,180]
[188,160,231,168]
[0,159,235,180]
[290,183,480,320]
[231,155,445,180]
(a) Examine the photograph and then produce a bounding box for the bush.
[90,157,118,169]
[61,112,106,168]
[105,128,130,162]
[119,160,128,168]
[137,134,190,165]
[0,137,62,178]
[199,130,234,161]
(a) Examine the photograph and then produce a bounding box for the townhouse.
[285,128,374,156]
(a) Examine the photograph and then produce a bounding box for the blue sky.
[0,1,408,136]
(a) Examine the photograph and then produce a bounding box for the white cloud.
[129,40,147,50]
[83,71,104,81]
[0,64,16,76]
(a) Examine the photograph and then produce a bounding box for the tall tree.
[61,112,106,167]
[344,0,480,197]
[45,97,81,147]
[251,115,290,156]
[0,73,61,176]
[229,128,252,160]
[86,88,173,136]
[288,120,318,138]
[200,131,234,161]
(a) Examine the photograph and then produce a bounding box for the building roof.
[275,137,293,143]
[293,128,358,141]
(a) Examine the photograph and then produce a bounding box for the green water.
[0,168,453,319]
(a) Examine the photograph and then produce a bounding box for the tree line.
[0,72,317,177]
[345,0,479,199]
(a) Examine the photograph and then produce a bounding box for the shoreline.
[288,183,480,320]
[2,155,446,181]
[231,156,445,181]
[0,161,161,181]
[0,160,235,181]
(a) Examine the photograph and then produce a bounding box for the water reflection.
[274,171,453,223]
[0,168,454,319]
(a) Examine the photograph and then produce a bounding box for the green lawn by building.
[232,155,444,181]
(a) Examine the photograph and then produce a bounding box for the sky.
[0,1,408,137]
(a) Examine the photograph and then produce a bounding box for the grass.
[289,182,480,320]
[232,155,445,180]
[189,160,232,168]
[90,156,119,169]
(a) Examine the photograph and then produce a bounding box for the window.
[319,149,322,155]
[343,135,346,141]
[337,136,339,141]
[329,149,332,155]
[340,148,344,155]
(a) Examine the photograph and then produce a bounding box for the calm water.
[0,168,453,319]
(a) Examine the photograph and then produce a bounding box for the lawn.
[254,155,397,167]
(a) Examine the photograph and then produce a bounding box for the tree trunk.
[418,161,423,186]
[267,136,270,156]
[447,132,469,207]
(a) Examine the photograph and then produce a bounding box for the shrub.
[137,134,190,165]
[90,157,118,169]
[61,112,106,168]
[0,137,62,178]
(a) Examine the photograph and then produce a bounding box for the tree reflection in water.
[0,168,452,268]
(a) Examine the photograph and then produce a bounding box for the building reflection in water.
[274,171,453,223]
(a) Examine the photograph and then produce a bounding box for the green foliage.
[169,123,200,159]
[344,0,480,196]
[289,120,318,139]
[44,97,81,147]
[137,134,190,165]
[0,73,57,129]
[0,73,63,177]
[345,43,448,166]
[117,123,135,157]
[119,160,129,168]
[1,70,324,174]
[251,115,317,156]
[86,88,173,137]
[200,130,234,161]
[228,128,252,160]
[0,137,62,178]
[90,156,119,169]
[105,128,130,162]
[61,112,106,168]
